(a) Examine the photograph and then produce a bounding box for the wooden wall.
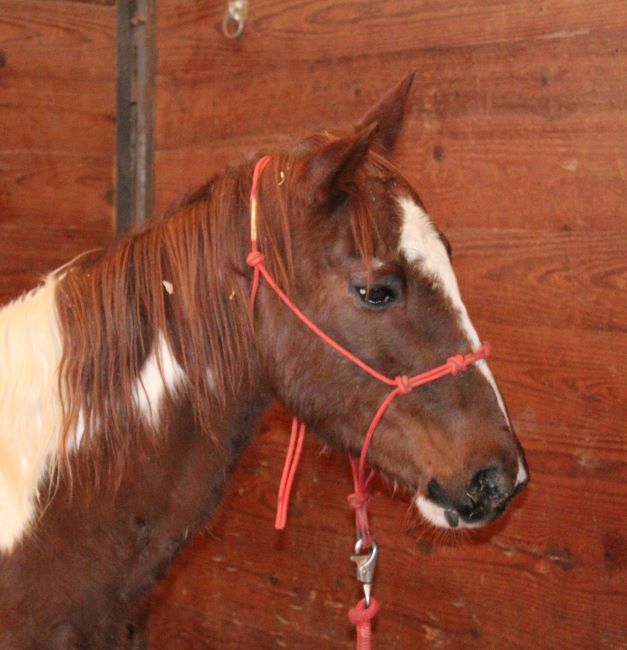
[0,0,115,304]
[1,1,624,647]
[149,1,626,648]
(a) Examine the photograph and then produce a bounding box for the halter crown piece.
[246,155,491,649]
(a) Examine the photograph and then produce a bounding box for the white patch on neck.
[0,275,64,553]
[133,332,186,428]
[397,195,509,422]
[0,281,194,554]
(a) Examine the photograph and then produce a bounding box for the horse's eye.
[352,278,401,309]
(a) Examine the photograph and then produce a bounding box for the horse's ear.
[302,123,379,206]
[355,71,415,154]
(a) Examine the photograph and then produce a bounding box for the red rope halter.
[246,155,491,647]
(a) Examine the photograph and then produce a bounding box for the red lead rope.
[246,155,491,648]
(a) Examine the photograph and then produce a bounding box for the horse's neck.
[0,173,267,555]
[0,368,271,648]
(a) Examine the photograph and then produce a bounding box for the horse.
[0,73,528,648]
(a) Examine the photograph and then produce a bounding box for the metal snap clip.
[350,538,378,608]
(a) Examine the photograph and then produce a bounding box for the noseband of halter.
[245,155,491,639]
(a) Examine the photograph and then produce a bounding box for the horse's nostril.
[427,478,450,507]
[468,466,509,509]
[426,468,516,528]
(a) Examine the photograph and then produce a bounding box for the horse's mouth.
[415,495,477,529]
[415,494,506,529]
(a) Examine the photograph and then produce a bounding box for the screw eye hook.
[222,0,248,39]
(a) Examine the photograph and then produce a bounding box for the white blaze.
[397,195,509,421]
[397,195,526,527]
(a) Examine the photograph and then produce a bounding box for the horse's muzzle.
[426,461,529,528]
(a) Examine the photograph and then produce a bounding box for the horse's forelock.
[257,137,398,284]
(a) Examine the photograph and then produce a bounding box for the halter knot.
[348,596,381,625]
[246,251,265,267]
[446,354,468,376]
[347,491,370,511]
[394,375,412,395]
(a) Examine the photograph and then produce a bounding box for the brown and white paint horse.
[0,74,527,648]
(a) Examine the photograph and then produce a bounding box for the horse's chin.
[415,495,487,530]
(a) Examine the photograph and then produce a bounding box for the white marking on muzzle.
[415,495,485,530]
[397,196,509,423]
[415,495,451,528]
[515,457,528,486]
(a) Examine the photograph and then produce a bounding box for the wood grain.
[156,28,625,150]
[0,222,111,303]
[0,1,115,80]
[453,228,627,332]
[156,0,626,77]
[0,150,114,226]
[155,25,627,230]
[0,0,115,302]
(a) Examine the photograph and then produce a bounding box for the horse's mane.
[54,134,395,478]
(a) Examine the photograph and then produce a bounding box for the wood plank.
[0,1,116,158]
[0,221,112,303]
[154,26,627,228]
[58,0,115,5]
[1,82,114,153]
[451,228,627,333]
[156,0,627,77]
[156,28,625,150]
[0,151,114,227]
[0,1,115,81]
[154,3,627,226]
[0,0,116,297]
[155,116,626,230]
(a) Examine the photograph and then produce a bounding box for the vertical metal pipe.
[116,0,155,233]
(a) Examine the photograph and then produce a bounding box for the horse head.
[251,73,528,529]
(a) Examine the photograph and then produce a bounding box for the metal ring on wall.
[222,0,248,39]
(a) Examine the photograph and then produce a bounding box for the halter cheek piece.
[245,155,490,639]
